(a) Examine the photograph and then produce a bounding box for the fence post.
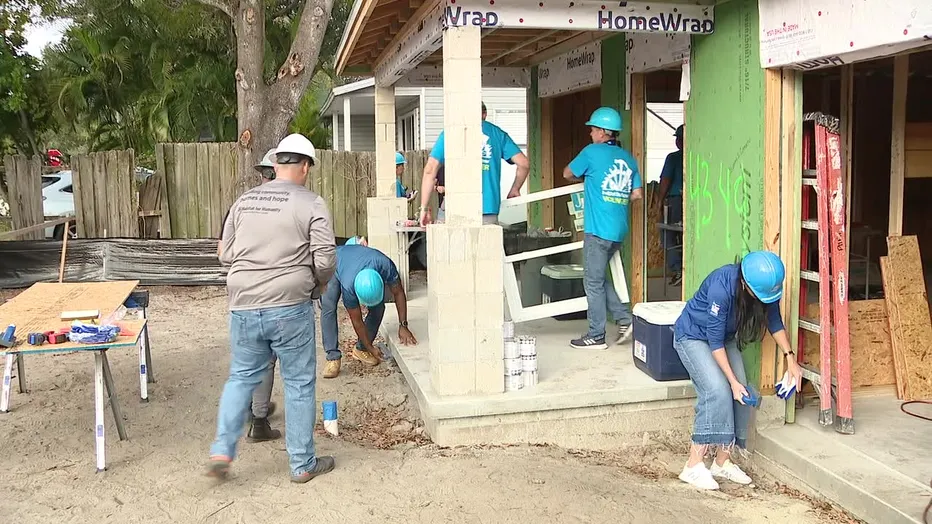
[3,155,44,240]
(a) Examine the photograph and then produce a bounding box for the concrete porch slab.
[755,392,932,524]
[379,279,697,449]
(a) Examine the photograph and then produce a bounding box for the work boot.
[323,360,341,379]
[291,456,336,483]
[247,418,281,442]
[246,401,277,423]
[352,348,380,367]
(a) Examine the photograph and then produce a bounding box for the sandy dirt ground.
[0,286,859,524]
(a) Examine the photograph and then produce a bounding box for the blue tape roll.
[2,325,14,341]
[322,400,338,421]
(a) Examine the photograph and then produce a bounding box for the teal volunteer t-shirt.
[429,120,521,215]
[568,142,642,243]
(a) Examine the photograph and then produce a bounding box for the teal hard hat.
[395,152,406,165]
[345,236,359,246]
[585,107,623,132]
[740,251,785,304]
[354,268,385,307]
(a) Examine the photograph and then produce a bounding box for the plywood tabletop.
[0,319,146,355]
[0,281,140,348]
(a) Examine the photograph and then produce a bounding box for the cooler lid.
[541,264,585,279]
[632,301,687,325]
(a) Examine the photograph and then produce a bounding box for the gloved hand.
[775,371,798,400]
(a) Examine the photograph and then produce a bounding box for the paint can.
[518,336,537,357]
[503,321,515,340]
[521,354,537,372]
[504,357,522,374]
[505,369,523,392]
[522,370,538,388]
[504,340,520,359]
[322,400,338,436]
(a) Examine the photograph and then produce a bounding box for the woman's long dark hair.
[734,256,768,351]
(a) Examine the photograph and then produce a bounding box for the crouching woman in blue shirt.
[673,251,802,490]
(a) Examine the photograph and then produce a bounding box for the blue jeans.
[664,195,683,272]
[674,337,749,448]
[583,233,632,338]
[210,301,319,476]
[320,280,385,361]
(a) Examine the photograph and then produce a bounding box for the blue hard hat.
[740,251,785,304]
[395,152,406,165]
[354,268,385,307]
[585,107,623,132]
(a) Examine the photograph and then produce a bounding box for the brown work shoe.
[323,360,341,379]
[351,348,379,367]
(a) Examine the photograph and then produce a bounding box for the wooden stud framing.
[539,97,555,229]
[840,65,853,252]
[778,69,802,421]
[760,68,782,395]
[629,73,646,306]
[888,54,908,236]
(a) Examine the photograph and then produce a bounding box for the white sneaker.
[678,462,720,490]
[616,324,633,345]
[710,459,753,485]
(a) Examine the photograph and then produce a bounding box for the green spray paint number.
[688,150,755,256]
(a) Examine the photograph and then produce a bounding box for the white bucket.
[504,340,520,359]
[504,357,522,373]
[521,354,537,372]
[505,370,523,392]
[522,370,538,388]
[518,336,537,357]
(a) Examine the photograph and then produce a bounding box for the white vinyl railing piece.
[500,185,629,324]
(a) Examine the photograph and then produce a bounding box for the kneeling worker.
[321,244,417,378]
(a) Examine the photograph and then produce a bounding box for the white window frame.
[499,184,630,323]
[397,108,418,151]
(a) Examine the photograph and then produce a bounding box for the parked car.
[41,171,76,239]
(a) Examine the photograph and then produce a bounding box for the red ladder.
[797,112,854,434]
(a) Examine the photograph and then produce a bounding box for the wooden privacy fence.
[155,143,430,239]
[1,155,44,240]
[72,150,138,237]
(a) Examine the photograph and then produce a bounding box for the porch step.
[755,422,931,524]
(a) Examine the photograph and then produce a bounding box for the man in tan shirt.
[207,134,337,484]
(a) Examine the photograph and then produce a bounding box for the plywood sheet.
[0,281,139,351]
[881,236,932,401]
[802,300,896,389]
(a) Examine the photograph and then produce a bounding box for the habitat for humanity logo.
[598,10,713,34]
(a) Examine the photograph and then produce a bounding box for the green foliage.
[38,0,353,164]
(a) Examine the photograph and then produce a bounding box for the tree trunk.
[233,0,270,194]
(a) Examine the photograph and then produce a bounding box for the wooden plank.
[888,54,908,236]
[196,143,210,238]
[357,151,371,237]
[207,143,222,237]
[319,150,334,224]
[332,150,347,237]
[123,150,139,237]
[759,68,783,395]
[539,97,554,229]
[629,72,645,307]
[345,152,359,237]
[5,155,44,240]
[802,300,896,389]
[0,217,73,240]
[779,70,802,406]
[168,144,185,238]
[91,153,108,237]
[155,145,173,238]
[77,155,97,238]
[184,143,199,239]
[883,236,932,401]
[109,150,125,236]
[219,143,236,217]
[840,65,853,256]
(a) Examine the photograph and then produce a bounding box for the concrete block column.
[427,223,504,396]
[441,25,483,225]
[367,197,407,269]
[374,84,397,198]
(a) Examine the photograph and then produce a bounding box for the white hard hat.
[276,134,317,165]
[254,148,277,171]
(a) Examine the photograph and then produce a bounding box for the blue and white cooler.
[631,301,690,382]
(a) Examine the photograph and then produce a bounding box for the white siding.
[421,87,528,148]
[346,114,375,152]
[644,103,684,183]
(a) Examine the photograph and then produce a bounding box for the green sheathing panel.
[600,34,633,285]
[685,0,766,385]
[527,66,543,229]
